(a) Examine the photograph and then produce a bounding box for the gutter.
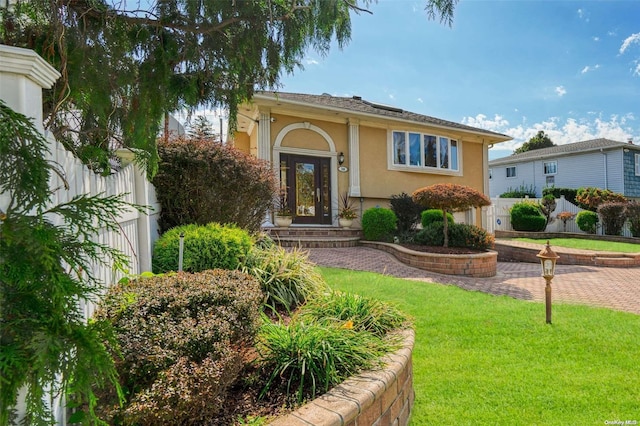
[252,93,512,143]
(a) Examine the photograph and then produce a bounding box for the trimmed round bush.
[361,207,397,242]
[510,201,546,232]
[416,222,494,250]
[152,223,253,273]
[576,210,599,234]
[421,209,454,228]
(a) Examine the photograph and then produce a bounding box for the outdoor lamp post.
[536,240,559,324]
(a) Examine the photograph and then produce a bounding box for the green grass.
[513,237,640,253]
[320,267,640,426]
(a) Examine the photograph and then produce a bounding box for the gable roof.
[250,91,511,142]
[489,138,639,166]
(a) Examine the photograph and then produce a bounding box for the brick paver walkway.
[306,246,640,315]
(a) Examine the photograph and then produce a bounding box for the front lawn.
[513,237,640,253]
[320,267,640,425]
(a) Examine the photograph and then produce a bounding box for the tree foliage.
[0,0,456,176]
[575,187,627,212]
[0,100,143,425]
[513,130,555,154]
[412,183,490,247]
[188,115,218,142]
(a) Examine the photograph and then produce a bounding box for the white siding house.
[489,138,640,199]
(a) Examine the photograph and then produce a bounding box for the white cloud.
[592,36,600,42]
[305,58,320,65]
[581,64,600,74]
[417,97,424,103]
[577,8,590,22]
[555,86,567,97]
[620,32,640,54]
[634,61,640,77]
[461,113,637,152]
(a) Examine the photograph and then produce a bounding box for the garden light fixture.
[536,240,559,324]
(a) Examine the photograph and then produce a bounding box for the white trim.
[506,166,517,178]
[348,119,361,197]
[635,153,640,176]
[387,129,461,175]
[273,122,339,224]
[543,160,557,175]
[0,45,61,89]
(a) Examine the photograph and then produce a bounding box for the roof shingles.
[256,91,510,139]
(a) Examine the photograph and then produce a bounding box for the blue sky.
[274,0,640,160]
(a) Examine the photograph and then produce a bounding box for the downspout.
[601,148,608,189]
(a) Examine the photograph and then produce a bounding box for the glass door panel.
[280,154,332,225]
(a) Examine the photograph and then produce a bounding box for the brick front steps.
[268,329,415,426]
[361,241,498,278]
[267,227,362,248]
[495,240,640,268]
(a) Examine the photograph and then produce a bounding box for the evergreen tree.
[0,100,144,425]
[0,0,455,176]
[188,115,218,141]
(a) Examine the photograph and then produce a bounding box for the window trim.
[506,166,517,178]
[543,160,557,175]
[635,153,640,176]
[388,130,461,175]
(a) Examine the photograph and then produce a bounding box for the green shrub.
[510,201,546,231]
[257,319,395,403]
[361,207,397,241]
[415,222,494,250]
[298,291,409,337]
[543,187,578,205]
[626,201,640,237]
[421,209,454,228]
[153,136,277,233]
[152,222,253,273]
[598,202,628,236]
[390,192,423,233]
[94,270,263,424]
[499,183,537,198]
[576,210,598,234]
[240,244,328,312]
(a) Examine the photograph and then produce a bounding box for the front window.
[392,130,459,171]
[506,166,517,178]
[544,161,557,175]
[635,154,640,176]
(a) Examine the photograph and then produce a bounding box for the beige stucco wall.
[232,132,251,154]
[233,107,495,228]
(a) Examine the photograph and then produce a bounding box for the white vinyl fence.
[485,196,633,237]
[1,44,160,425]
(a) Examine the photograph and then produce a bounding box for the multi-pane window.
[392,131,459,171]
[543,161,557,175]
[635,154,640,176]
[506,166,516,178]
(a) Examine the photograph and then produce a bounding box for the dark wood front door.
[280,154,332,225]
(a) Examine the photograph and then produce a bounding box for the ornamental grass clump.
[240,241,328,312]
[94,269,263,425]
[298,291,409,337]
[256,291,408,404]
[257,319,396,404]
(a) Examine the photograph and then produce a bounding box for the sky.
[272,0,640,160]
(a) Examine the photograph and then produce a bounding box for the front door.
[280,154,332,225]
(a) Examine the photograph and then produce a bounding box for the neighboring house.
[489,138,640,199]
[231,91,511,227]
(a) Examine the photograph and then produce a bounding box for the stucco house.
[488,138,640,199]
[231,92,511,227]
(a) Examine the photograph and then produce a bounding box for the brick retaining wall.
[361,241,497,278]
[268,329,415,426]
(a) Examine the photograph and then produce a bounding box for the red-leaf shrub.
[626,201,640,237]
[153,136,278,233]
[598,201,628,236]
[94,270,263,424]
[413,183,491,247]
[575,187,626,212]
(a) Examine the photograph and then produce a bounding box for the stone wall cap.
[0,45,61,88]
